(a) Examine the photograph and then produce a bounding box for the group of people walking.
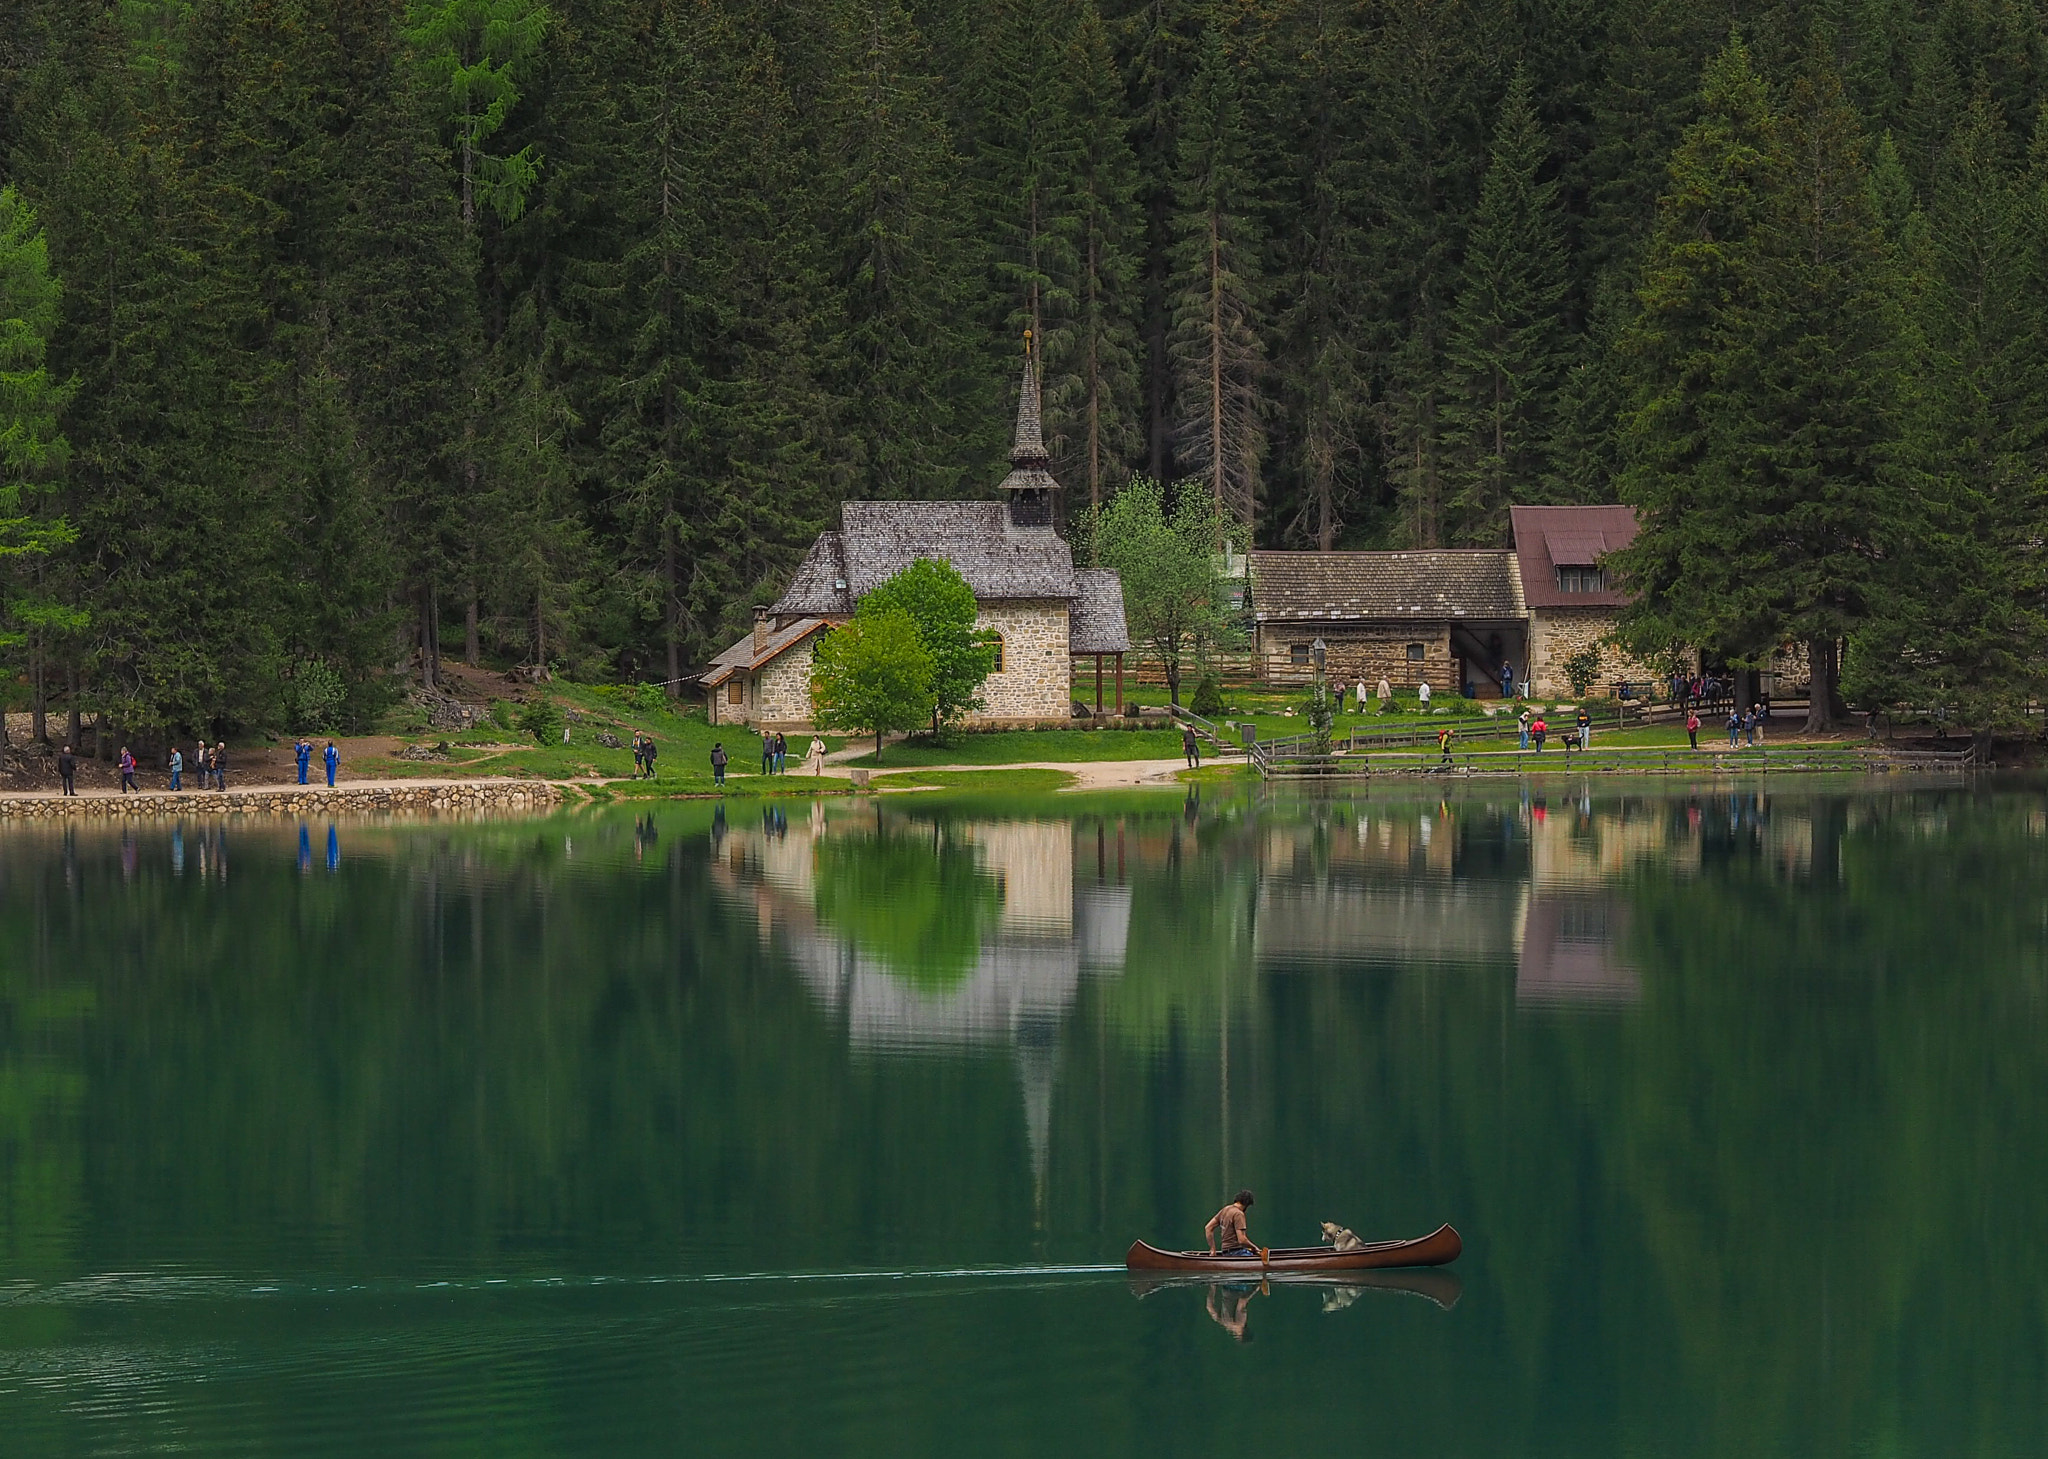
[1515,708,1592,752]
[705,732,828,788]
[630,730,661,779]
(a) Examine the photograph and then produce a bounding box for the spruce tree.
[1052,2,1143,508]
[1167,24,1266,537]
[821,0,995,500]
[1442,67,1571,546]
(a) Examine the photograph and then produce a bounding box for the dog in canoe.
[1319,1222,1364,1252]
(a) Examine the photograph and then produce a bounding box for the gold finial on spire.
[1023,327,1034,358]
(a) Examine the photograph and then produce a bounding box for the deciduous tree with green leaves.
[1082,476,1235,707]
[857,558,997,736]
[809,606,935,760]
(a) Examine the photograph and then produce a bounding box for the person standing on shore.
[641,736,657,781]
[760,730,774,777]
[118,746,137,793]
[1750,704,1765,745]
[323,740,339,787]
[808,735,827,775]
[57,744,76,795]
[631,731,645,778]
[1531,715,1548,752]
[169,745,184,790]
[710,742,727,788]
[1183,724,1201,769]
[1727,708,1741,746]
[1418,680,1431,709]
[1575,708,1591,750]
[1377,675,1393,712]
[1518,708,1532,750]
[1355,679,1368,715]
[775,731,788,774]
[214,742,228,791]
[294,736,312,785]
[1686,709,1700,750]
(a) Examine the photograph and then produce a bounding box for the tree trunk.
[66,665,80,752]
[464,587,480,667]
[663,524,680,696]
[874,729,883,761]
[535,582,546,675]
[420,584,440,689]
[1803,636,1838,735]
[31,639,46,744]
[1167,655,1181,707]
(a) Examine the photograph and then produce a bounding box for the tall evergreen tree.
[1442,67,1571,545]
[1051,2,1143,508]
[822,0,995,500]
[1167,24,1265,536]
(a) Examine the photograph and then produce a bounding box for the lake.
[0,780,2042,1456]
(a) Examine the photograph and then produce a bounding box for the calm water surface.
[0,781,2043,1455]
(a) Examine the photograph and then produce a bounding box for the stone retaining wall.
[0,781,568,821]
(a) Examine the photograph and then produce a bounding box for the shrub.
[1190,673,1227,717]
[490,699,515,731]
[517,698,565,745]
[287,660,347,734]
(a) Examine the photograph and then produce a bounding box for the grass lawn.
[842,727,1185,766]
[870,768,1080,794]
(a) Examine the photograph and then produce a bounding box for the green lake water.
[0,780,2043,1455]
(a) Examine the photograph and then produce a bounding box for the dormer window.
[1556,566,1608,593]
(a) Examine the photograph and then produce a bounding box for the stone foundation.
[0,781,568,821]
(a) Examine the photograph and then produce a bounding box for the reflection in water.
[712,810,1131,1189]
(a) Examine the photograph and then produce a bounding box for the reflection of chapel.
[699,342,1132,729]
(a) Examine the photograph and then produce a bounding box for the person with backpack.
[1437,725,1455,765]
[118,746,137,793]
[710,742,727,788]
[1531,716,1548,751]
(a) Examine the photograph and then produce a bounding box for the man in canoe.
[1205,1189,1257,1257]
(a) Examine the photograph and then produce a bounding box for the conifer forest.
[1,0,2044,734]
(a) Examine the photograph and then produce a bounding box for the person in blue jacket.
[323,740,339,787]
[295,736,312,785]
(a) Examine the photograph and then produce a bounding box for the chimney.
[753,605,770,654]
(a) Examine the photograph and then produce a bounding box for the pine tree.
[1850,93,2048,743]
[1442,67,1570,545]
[1618,36,1908,732]
[822,0,996,500]
[1051,2,1143,508]
[1167,24,1265,536]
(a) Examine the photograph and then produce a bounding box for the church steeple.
[999,330,1058,528]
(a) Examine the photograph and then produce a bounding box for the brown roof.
[700,618,831,686]
[1248,550,1524,622]
[1511,505,1638,608]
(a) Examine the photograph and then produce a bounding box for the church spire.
[1011,329,1048,466]
[999,329,1058,528]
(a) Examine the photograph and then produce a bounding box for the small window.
[990,634,1005,672]
[1405,643,1426,661]
[1290,644,1312,666]
[726,680,743,706]
[1556,566,1609,593]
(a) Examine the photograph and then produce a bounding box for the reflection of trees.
[4,790,2046,1455]
[811,824,1002,988]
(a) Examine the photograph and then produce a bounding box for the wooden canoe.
[1124,1223,1461,1273]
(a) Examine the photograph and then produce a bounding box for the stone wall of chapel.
[976,600,1073,723]
[1255,623,1455,691]
[1526,607,1662,697]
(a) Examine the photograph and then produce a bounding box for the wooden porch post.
[1115,654,1124,713]
[1095,654,1104,713]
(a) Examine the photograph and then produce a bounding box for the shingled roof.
[771,501,1079,617]
[1071,569,1131,653]
[1248,550,1525,622]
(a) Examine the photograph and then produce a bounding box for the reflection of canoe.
[1126,1266,1464,1311]
[1124,1223,1462,1273]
